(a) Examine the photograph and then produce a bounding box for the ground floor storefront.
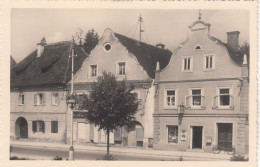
[71,118,145,148]
[10,112,67,142]
[153,115,249,155]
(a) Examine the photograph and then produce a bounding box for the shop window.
[168,126,178,144]
[51,121,58,133]
[32,121,45,133]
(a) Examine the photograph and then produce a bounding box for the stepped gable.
[114,33,172,78]
[11,41,88,87]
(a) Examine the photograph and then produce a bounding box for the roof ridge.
[114,32,169,52]
[45,40,71,47]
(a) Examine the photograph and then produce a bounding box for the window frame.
[51,93,59,106]
[190,88,204,108]
[167,125,179,144]
[194,45,202,51]
[182,56,193,72]
[89,64,98,78]
[32,120,45,133]
[164,89,178,109]
[19,93,24,106]
[33,93,46,106]
[203,54,215,71]
[218,87,232,108]
[51,120,58,133]
[116,61,126,76]
[104,43,112,52]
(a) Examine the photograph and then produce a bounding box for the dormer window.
[194,45,202,51]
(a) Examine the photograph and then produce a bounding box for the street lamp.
[66,37,77,160]
[178,103,185,125]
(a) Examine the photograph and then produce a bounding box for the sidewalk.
[10,140,232,161]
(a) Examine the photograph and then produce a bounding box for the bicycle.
[212,144,235,155]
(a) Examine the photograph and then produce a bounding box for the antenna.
[138,14,144,42]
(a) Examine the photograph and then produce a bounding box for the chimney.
[226,31,240,52]
[156,43,165,49]
[37,37,47,57]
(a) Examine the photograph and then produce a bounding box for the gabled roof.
[11,41,88,87]
[10,56,17,69]
[114,33,172,78]
[210,36,243,66]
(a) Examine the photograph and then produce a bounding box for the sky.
[11,9,249,63]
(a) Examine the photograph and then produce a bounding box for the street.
[11,145,189,161]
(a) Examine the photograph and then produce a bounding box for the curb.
[10,143,231,161]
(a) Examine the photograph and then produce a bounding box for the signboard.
[73,111,88,119]
[181,130,187,141]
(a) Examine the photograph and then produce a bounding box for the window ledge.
[164,107,178,110]
[203,69,215,72]
[187,106,206,110]
[19,104,24,106]
[212,106,234,110]
[182,71,193,73]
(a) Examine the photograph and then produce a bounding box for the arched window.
[194,45,202,51]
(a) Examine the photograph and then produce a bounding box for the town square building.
[10,38,88,142]
[70,28,172,148]
[153,19,249,155]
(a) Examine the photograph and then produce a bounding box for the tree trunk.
[107,129,110,156]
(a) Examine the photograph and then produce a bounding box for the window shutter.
[185,96,191,108]
[32,121,37,132]
[34,94,37,105]
[43,94,46,105]
[230,95,234,109]
[42,121,45,133]
[114,127,121,141]
[212,95,218,109]
[201,95,205,109]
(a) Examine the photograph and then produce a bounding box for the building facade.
[153,20,249,155]
[69,28,172,148]
[10,38,88,142]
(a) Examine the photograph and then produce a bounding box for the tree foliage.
[84,71,139,131]
[83,29,99,54]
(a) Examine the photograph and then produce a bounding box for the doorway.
[15,117,28,138]
[217,123,233,147]
[192,126,203,149]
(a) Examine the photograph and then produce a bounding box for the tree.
[83,72,139,157]
[239,42,250,66]
[83,29,99,54]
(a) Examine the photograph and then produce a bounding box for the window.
[168,126,178,144]
[165,90,176,107]
[219,89,230,106]
[90,65,97,77]
[194,45,202,51]
[32,121,45,133]
[118,62,126,75]
[52,93,58,105]
[19,94,24,105]
[204,55,214,70]
[192,89,201,106]
[51,121,58,133]
[34,93,46,106]
[182,57,192,72]
[104,43,112,51]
